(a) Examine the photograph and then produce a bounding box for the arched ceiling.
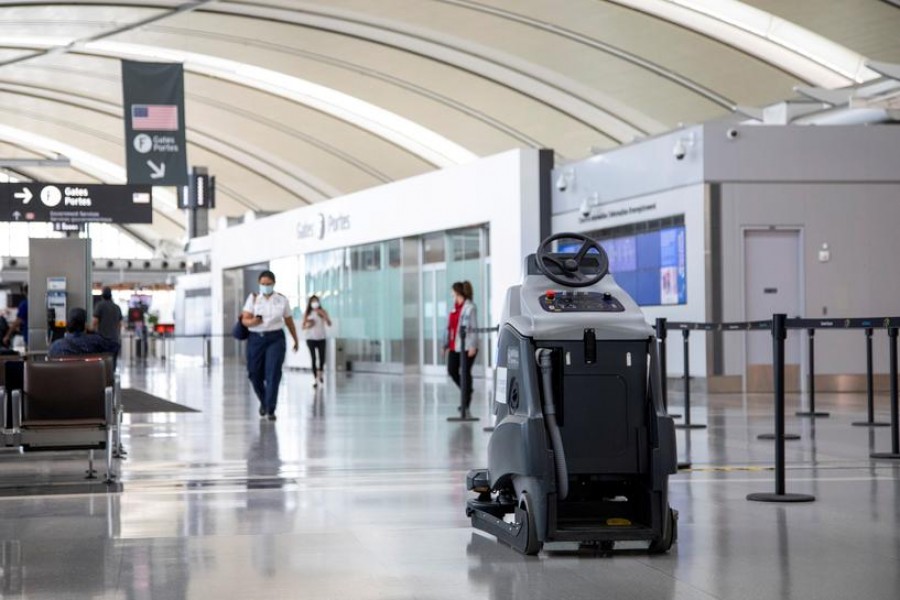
[0,0,898,252]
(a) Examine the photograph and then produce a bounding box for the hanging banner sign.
[121,60,188,186]
[0,183,153,224]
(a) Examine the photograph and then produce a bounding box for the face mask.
[259,284,274,295]
[311,301,320,310]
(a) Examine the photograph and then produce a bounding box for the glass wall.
[304,239,403,366]
[303,225,489,372]
[421,227,490,372]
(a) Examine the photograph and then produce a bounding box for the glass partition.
[303,224,489,372]
[305,240,402,365]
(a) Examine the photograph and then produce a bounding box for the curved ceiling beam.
[436,0,735,109]
[1,36,478,168]
[0,0,661,141]
[201,1,662,139]
[605,0,878,87]
[0,81,343,203]
[8,62,395,183]
[148,24,553,152]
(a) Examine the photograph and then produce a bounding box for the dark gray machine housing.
[467,252,677,554]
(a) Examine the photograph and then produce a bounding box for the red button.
[546,290,556,299]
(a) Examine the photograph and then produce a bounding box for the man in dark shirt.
[92,287,123,343]
[49,307,120,358]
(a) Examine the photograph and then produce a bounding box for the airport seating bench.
[1,358,118,483]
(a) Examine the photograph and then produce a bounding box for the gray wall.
[28,238,92,352]
[720,182,900,376]
[704,121,900,183]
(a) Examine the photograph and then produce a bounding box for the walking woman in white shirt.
[302,295,332,387]
[241,270,299,420]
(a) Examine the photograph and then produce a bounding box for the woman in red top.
[445,281,479,411]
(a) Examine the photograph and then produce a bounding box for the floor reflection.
[0,362,898,599]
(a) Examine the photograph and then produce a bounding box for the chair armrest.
[114,373,122,410]
[10,388,22,430]
[104,386,114,424]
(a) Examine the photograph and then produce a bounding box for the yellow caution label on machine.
[606,518,632,526]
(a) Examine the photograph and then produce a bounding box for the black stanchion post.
[748,314,815,503]
[655,318,679,417]
[676,328,705,430]
[854,328,889,427]
[797,328,829,418]
[448,325,478,423]
[871,327,900,459]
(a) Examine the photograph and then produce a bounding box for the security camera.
[726,128,738,140]
[556,169,575,192]
[673,139,687,160]
[579,199,592,218]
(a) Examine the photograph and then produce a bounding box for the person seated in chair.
[48,307,120,359]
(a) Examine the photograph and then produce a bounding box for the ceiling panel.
[0,0,893,252]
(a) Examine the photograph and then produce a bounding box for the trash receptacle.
[333,339,346,371]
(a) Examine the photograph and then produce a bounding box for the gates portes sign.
[0,183,153,224]
[121,60,188,186]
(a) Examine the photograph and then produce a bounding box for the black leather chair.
[9,360,117,483]
[48,353,124,457]
[0,354,23,437]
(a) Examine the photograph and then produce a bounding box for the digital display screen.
[559,223,687,306]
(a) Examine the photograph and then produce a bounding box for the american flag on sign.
[131,104,179,131]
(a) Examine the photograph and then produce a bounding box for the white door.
[744,229,802,389]
[421,263,448,374]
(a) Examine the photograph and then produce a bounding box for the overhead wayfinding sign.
[0,183,153,224]
[121,60,188,186]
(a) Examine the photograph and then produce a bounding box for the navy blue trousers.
[247,331,286,415]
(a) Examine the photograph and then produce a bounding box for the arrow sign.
[1,183,153,224]
[147,160,166,179]
[13,188,32,204]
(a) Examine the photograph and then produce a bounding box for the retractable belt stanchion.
[757,319,800,441]
[748,314,815,503]
[854,328,890,427]
[676,328,705,430]
[655,318,680,418]
[797,328,829,418]
[871,327,900,460]
[448,325,478,423]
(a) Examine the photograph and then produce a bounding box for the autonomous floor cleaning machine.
[466,233,678,555]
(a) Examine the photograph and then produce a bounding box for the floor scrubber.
[466,233,678,555]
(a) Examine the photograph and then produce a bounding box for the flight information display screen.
[559,218,687,306]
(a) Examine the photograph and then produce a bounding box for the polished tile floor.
[1,360,899,600]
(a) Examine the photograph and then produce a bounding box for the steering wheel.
[536,232,609,288]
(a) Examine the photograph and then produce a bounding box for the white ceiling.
[0,0,898,252]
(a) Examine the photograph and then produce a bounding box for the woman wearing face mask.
[241,270,299,420]
[445,281,479,412]
[302,295,332,387]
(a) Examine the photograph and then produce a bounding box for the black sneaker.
[267,413,277,421]
[259,406,266,417]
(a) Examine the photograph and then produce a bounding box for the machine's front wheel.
[648,507,677,554]
[520,493,543,556]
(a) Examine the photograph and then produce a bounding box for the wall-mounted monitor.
[559,215,687,306]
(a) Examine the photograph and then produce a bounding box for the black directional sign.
[1,183,153,224]
[121,60,188,186]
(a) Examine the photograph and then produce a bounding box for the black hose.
[536,349,568,501]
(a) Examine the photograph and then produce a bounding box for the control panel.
[539,290,625,313]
